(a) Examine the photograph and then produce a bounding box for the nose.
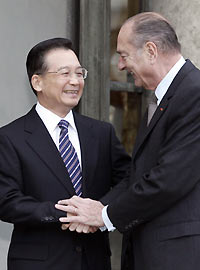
[118,57,126,71]
[68,74,79,85]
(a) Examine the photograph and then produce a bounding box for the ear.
[31,74,43,93]
[144,41,158,63]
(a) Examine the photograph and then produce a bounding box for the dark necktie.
[58,120,82,196]
[147,92,158,125]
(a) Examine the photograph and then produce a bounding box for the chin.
[66,100,79,108]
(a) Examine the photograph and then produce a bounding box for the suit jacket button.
[41,217,49,222]
[76,246,82,253]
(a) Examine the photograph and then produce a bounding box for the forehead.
[45,48,80,68]
[117,24,135,54]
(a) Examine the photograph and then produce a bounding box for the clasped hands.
[55,196,105,234]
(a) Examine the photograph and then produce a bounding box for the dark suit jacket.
[0,107,131,270]
[105,60,200,270]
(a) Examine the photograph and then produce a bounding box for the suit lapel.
[132,59,195,160]
[24,107,75,196]
[73,112,99,197]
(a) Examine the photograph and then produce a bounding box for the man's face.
[117,25,151,89]
[35,49,84,117]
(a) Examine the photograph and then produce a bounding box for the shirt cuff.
[101,205,116,232]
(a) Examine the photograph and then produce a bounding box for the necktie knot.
[58,120,69,130]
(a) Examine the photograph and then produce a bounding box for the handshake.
[55,196,105,233]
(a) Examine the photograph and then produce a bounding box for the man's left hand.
[55,196,105,227]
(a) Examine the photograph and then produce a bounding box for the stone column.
[79,0,111,121]
[65,0,80,53]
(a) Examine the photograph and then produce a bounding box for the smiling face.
[117,24,154,90]
[32,48,84,117]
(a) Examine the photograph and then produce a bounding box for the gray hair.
[125,12,181,54]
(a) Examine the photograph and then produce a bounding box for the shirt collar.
[155,56,186,104]
[35,102,76,133]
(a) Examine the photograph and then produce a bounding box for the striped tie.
[58,120,82,196]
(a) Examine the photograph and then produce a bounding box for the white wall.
[0,1,72,268]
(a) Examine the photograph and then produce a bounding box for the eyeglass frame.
[37,66,88,80]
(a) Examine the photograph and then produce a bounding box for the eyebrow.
[57,65,82,71]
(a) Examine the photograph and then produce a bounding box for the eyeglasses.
[44,67,88,80]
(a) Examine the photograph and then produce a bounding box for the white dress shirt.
[155,56,186,104]
[35,102,82,167]
[102,56,186,232]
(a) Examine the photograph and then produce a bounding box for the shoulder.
[0,106,35,135]
[0,115,25,133]
[172,60,200,102]
[180,60,200,86]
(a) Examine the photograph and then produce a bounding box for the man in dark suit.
[56,12,200,270]
[0,38,131,270]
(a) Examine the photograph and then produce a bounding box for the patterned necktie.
[147,92,158,125]
[58,120,82,196]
